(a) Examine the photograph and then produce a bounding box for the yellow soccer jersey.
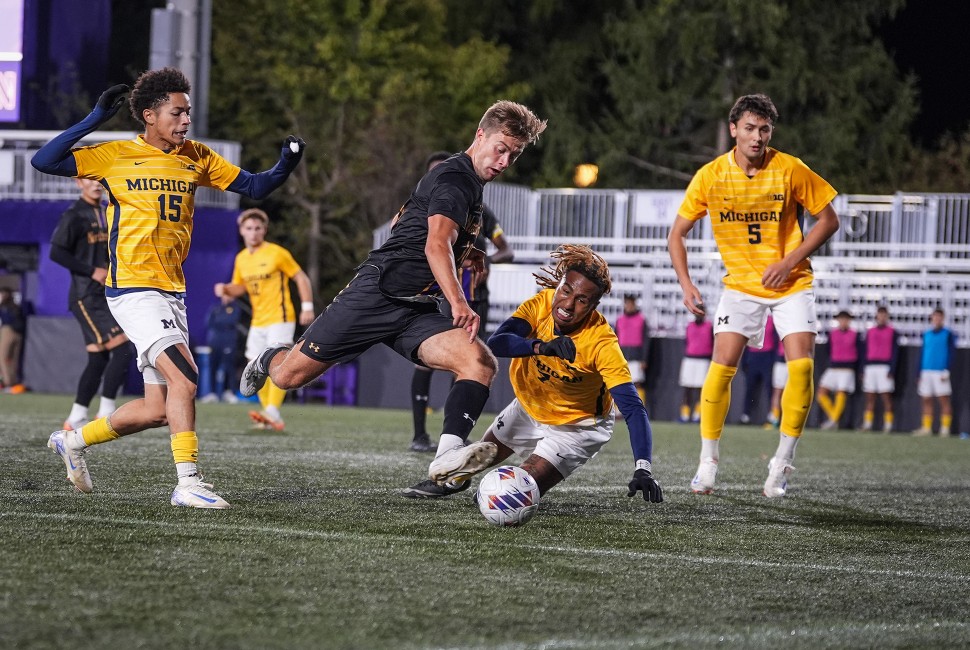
[509,289,633,425]
[678,147,837,299]
[72,135,241,292]
[231,242,303,327]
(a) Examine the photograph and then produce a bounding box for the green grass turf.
[1,392,969,649]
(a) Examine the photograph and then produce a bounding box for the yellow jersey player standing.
[403,245,663,503]
[668,94,839,498]
[32,67,305,508]
[214,208,314,431]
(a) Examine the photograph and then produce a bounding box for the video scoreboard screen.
[0,0,24,122]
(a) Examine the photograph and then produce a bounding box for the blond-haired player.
[32,67,305,508]
[215,208,314,431]
[668,93,839,498]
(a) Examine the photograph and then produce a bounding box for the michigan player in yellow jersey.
[32,67,305,508]
[215,208,314,431]
[403,245,663,503]
[668,93,840,499]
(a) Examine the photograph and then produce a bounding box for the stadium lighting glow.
[573,163,599,188]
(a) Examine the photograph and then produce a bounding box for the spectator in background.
[913,308,956,437]
[50,177,133,430]
[766,341,787,429]
[200,295,243,404]
[816,310,862,430]
[215,208,315,432]
[679,312,713,423]
[0,287,26,393]
[740,315,777,425]
[860,306,898,433]
[615,294,650,405]
[408,151,514,453]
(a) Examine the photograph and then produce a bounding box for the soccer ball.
[476,466,541,527]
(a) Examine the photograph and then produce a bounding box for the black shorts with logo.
[70,294,123,347]
[299,265,456,365]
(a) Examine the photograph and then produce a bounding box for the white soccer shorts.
[627,360,645,385]
[713,288,818,348]
[245,322,297,360]
[772,360,788,390]
[819,367,856,393]
[862,364,895,394]
[107,290,189,384]
[918,370,952,397]
[679,357,710,388]
[485,399,612,479]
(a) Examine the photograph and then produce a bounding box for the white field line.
[2,510,967,583]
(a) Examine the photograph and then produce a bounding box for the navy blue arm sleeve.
[226,157,298,200]
[30,109,114,177]
[486,317,541,358]
[611,382,653,463]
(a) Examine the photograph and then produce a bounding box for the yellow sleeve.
[790,157,838,216]
[72,141,122,180]
[595,336,635,390]
[195,142,241,191]
[510,292,543,332]
[678,164,713,221]
[276,246,303,279]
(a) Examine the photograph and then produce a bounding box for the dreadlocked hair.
[534,244,612,296]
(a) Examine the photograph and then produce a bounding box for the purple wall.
[0,199,240,345]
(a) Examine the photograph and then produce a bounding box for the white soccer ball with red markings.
[476,465,541,527]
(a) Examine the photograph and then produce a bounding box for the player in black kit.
[50,178,133,430]
[241,100,546,489]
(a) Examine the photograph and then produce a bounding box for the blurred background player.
[33,68,304,508]
[913,308,956,436]
[408,151,514,453]
[199,295,243,404]
[740,315,776,425]
[668,93,839,498]
[614,294,650,405]
[50,178,133,430]
[860,306,898,433]
[766,337,788,429]
[816,310,862,430]
[0,287,26,393]
[678,312,712,423]
[215,208,314,431]
[403,245,662,504]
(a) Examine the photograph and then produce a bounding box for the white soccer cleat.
[820,419,838,431]
[690,457,718,494]
[912,427,933,437]
[763,457,794,498]
[171,477,230,509]
[47,430,93,493]
[428,441,497,485]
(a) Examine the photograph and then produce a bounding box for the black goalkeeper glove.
[627,468,663,503]
[536,335,576,362]
[96,84,129,120]
[281,135,306,164]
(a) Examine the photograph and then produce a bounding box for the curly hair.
[129,67,191,125]
[534,244,612,296]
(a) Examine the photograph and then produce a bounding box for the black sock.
[76,350,110,405]
[441,379,490,442]
[101,343,133,398]
[411,367,433,439]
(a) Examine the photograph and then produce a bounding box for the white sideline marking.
[2,510,966,583]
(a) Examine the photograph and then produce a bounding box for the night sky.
[880,2,970,144]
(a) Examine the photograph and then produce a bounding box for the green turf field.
[1,393,968,649]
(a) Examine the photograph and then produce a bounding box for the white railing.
[0,130,242,209]
[374,184,970,346]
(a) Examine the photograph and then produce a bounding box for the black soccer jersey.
[50,198,110,303]
[366,152,484,298]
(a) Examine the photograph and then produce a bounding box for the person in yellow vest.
[214,208,314,431]
[668,93,839,498]
[32,67,304,508]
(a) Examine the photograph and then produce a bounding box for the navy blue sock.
[441,379,490,442]
[76,350,110,405]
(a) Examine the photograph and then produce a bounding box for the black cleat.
[408,435,437,453]
[401,478,471,499]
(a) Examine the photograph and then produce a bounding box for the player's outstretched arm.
[227,136,306,200]
[486,316,546,358]
[31,84,130,177]
[611,382,663,503]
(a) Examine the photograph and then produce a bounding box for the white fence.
[375,184,970,345]
[0,130,242,209]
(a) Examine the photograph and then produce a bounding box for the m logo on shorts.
[161,319,176,329]
[718,316,729,325]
